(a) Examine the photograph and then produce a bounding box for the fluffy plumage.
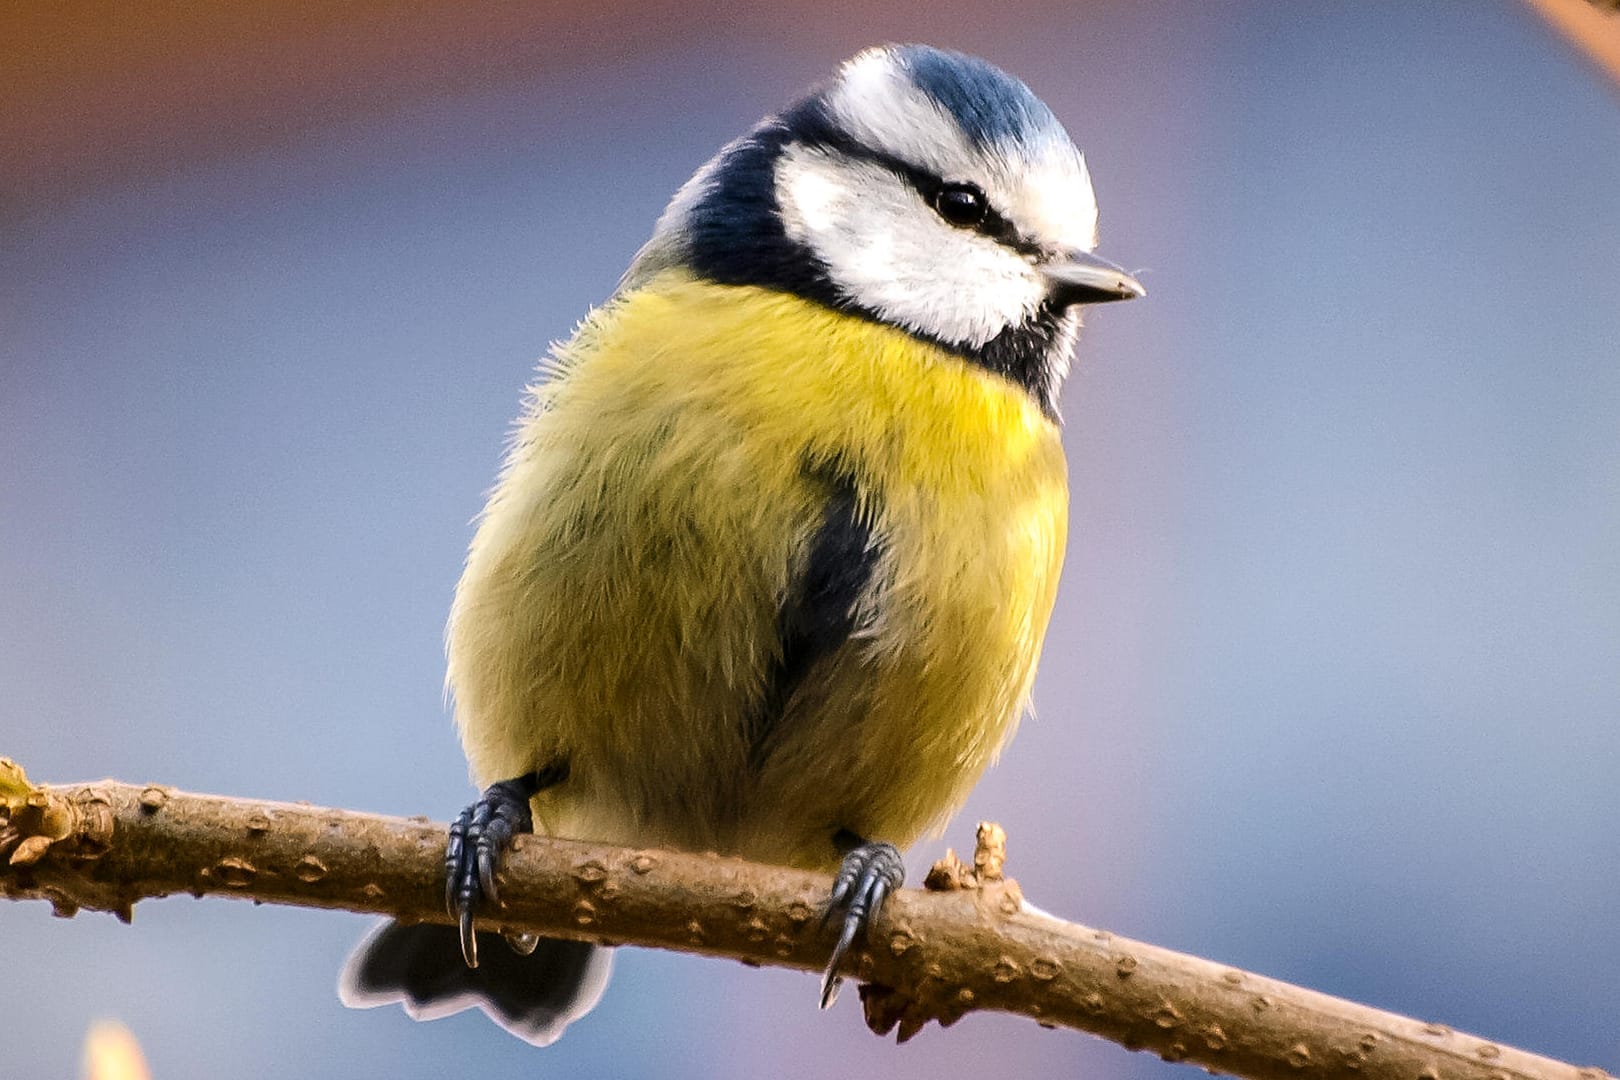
[453,274,1067,863]
[341,42,1137,1046]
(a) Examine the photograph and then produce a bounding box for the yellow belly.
[447,270,1068,871]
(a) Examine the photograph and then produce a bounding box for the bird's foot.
[445,775,541,969]
[819,839,904,1008]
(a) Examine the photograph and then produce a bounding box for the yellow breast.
[448,270,1068,868]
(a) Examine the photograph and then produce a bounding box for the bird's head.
[626,44,1143,414]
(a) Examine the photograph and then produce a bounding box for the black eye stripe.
[919,179,1030,251]
[786,117,1046,258]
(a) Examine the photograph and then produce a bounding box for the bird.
[339,42,1142,1046]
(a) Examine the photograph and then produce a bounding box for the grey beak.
[1042,250,1146,306]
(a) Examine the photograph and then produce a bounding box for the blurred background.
[3,3,1618,1078]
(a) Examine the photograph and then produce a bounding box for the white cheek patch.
[775,144,1047,350]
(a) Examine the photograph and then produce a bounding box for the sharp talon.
[820,969,843,1009]
[442,772,552,972]
[459,907,479,968]
[819,839,904,1007]
[820,906,864,1008]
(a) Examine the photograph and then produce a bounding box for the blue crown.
[887,44,1068,153]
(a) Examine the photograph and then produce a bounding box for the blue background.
[4,4,1618,1077]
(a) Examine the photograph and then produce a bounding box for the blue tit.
[340,42,1142,1046]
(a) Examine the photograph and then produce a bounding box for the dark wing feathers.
[746,466,878,766]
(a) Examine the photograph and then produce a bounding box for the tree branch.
[0,759,1606,1080]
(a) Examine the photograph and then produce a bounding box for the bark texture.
[0,761,1607,1080]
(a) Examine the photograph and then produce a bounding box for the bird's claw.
[819,840,904,1008]
[445,778,536,969]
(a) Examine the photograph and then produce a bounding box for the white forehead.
[822,47,1100,252]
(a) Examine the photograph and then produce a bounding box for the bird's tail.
[339,920,613,1047]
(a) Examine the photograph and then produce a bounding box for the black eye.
[932,182,987,228]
